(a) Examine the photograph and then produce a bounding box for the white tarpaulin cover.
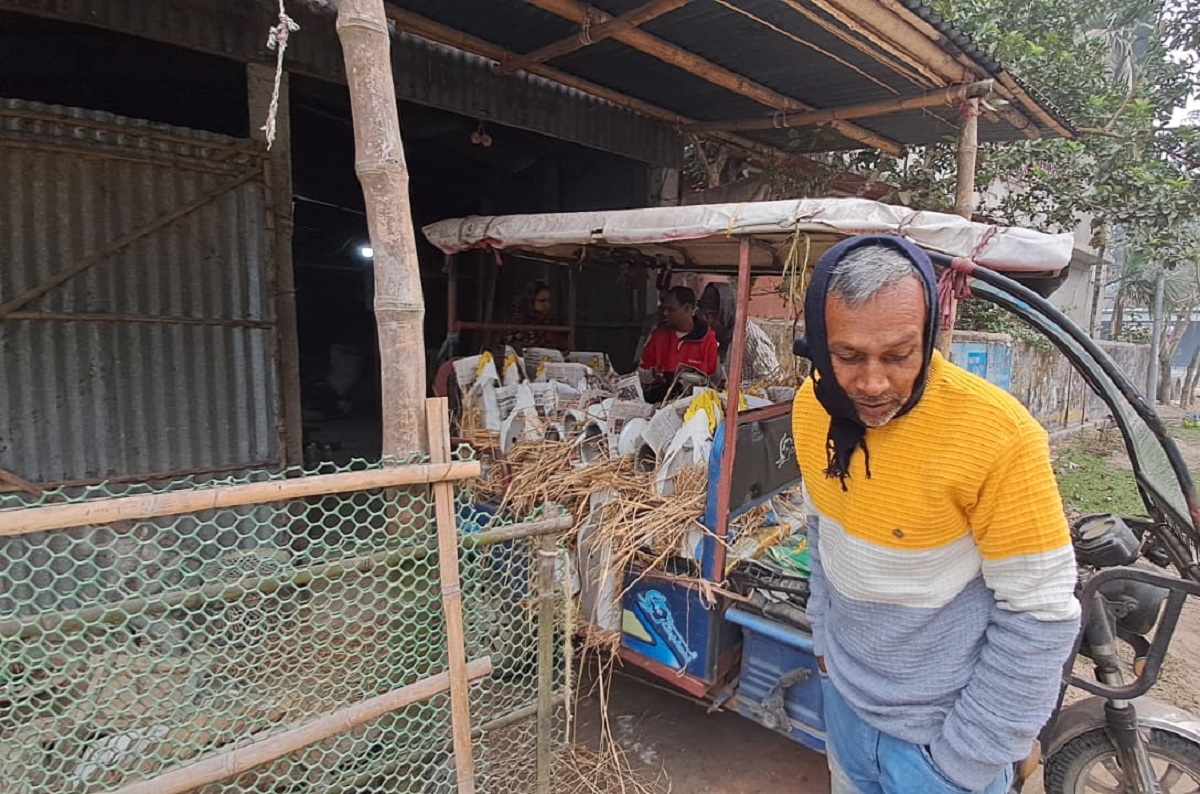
[423,197,1074,274]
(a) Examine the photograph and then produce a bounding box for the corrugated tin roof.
[384,0,1074,153]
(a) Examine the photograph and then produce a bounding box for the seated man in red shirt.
[638,286,719,403]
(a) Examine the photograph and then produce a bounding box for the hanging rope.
[262,0,300,150]
[938,257,976,332]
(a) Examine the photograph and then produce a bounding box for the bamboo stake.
[525,0,905,155]
[107,657,493,794]
[0,462,480,537]
[535,532,557,794]
[496,0,691,76]
[684,80,993,133]
[336,0,428,456]
[426,397,478,794]
[0,169,261,320]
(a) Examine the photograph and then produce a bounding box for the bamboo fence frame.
[0,462,480,537]
[427,397,480,794]
[107,657,494,794]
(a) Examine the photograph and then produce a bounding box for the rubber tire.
[1044,727,1200,794]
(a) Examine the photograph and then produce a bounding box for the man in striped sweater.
[791,236,1080,793]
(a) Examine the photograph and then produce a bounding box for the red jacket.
[640,321,719,376]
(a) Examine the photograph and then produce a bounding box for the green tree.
[815,0,1199,303]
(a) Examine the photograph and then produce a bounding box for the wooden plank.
[426,397,478,794]
[108,657,494,794]
[496,0,691,76]
[0,462,481,537]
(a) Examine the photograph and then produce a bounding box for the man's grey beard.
[860,405,902,428]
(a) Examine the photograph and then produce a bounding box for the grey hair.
[827,245,921,307]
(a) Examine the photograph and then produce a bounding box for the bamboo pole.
[816,0,1045,140]
[426,397,479,794]
[382,6,802,164]
[461,513,573,548]
[0,462,480,537]
[684,80,993,133]
[336,0,428,456]
[939,97,981,356]
[524,0,905,156]
[108,657,494,794]
[496,0,691,76]
[535,532,557,793]
[954,98,981,219]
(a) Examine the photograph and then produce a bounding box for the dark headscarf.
[698,282,736,350]
[792,235,939,489]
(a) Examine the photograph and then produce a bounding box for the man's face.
[825,276,926,427]
[661,294,692,330]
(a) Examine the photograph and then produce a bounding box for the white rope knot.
[261,0,300,150]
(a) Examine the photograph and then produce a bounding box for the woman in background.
[503,280,569,353]
[698,282,780,386]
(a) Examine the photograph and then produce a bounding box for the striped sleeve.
[930,419,1081,790]
[969,420,1079,621]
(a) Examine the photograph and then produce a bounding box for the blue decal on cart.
[623,589,698,670]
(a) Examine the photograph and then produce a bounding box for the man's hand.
[817,655,827,674]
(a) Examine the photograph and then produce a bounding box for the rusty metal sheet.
[0,0,684,166]
[0,99,279,484]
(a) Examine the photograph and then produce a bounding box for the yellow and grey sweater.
[793,352,1080,791]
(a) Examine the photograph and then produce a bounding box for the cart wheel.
[1044,727,1200,794]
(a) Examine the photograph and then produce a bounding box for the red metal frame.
[617,647,716,699]
[709,237,754,584]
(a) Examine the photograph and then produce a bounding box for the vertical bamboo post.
[336,0,427,455]
[426,397,478,793]
[535,532,557,793]
[939,96,981,356]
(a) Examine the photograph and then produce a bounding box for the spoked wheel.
[1045,728,1200,794]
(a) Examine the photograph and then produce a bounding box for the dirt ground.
[578,414,1200,793]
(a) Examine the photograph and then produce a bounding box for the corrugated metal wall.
[0,99,280,484]
[4,0,684,167]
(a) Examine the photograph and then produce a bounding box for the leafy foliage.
[922,0,1200,264]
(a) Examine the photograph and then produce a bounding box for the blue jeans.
[821,676,1012,794]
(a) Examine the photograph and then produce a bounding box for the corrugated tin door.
[0,100,281,486]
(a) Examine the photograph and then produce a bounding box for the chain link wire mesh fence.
[0,454,567,794]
